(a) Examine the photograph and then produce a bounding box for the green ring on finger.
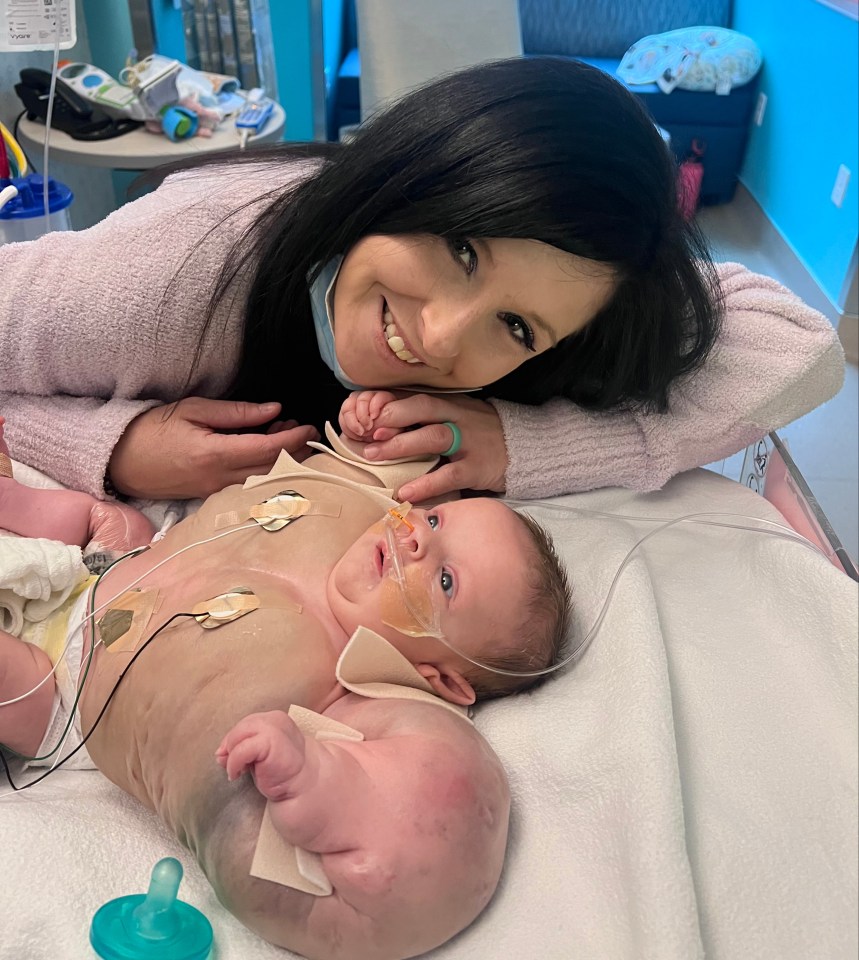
[441,421,462,457]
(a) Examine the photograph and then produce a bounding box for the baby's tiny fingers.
[340,410,364,438]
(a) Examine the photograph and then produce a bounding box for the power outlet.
[754,92,768,126]
[832,164,851,208]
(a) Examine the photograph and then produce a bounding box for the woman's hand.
[358,393,509,502]
[108,397,320,500]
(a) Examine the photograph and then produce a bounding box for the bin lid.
[0,174,74,220]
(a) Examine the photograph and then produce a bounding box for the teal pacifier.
[90,857,213,960]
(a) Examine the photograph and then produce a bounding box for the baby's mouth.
[382,301,422,365]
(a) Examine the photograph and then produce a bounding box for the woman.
[0,57,843,503]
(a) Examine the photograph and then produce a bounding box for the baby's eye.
[440,569,454,596]
[427,514,440,530]
[449,239,477,275]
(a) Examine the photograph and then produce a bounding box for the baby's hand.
[339,390,401,442]
[215,710,306,801]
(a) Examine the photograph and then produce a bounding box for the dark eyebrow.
[473,238,559,348]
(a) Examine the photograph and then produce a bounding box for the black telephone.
[15,67,142,141]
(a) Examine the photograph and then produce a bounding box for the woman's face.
[332,234,617,390]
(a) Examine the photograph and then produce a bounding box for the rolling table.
[16,101,286,170]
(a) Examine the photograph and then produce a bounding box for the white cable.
[0,184,19,213]
[41,19,63,235]
[0,523,257,708]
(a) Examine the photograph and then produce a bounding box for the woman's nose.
[420,301,478,358]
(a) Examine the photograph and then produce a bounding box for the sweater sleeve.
[493,261,846,499]
[0,161,305,497]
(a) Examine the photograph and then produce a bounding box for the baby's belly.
[79,563,343,825]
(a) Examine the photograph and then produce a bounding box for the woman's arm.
[347,262,844,502]
[0,161,307,496]
[0,393,160,497]
[496,261,845,498]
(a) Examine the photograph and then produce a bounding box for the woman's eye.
[500,312,536,352]
[450,239,477,275]
[440,569,455,596]
[427,514,440,530]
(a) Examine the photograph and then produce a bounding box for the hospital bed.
[1,438,856,960]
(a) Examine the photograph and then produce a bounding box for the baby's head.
[327,498,571,705]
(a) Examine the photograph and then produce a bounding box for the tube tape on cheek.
[249,706,364,896]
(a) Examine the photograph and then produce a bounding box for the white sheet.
[1,467,856,960]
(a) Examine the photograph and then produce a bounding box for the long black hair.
[143,56,721,426]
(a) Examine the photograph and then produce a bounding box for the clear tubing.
[384,504,831,679]
[1,503,832,710]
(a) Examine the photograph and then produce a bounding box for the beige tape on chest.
[249,705,364,896]
[214,493,341,531]
[98,588,159,653]
[191,588,270,628]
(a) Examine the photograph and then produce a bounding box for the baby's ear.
[416,663,476,706]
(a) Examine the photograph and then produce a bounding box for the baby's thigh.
[0,630,56,756]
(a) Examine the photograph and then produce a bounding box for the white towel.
[1,468,855,960]
[0,535,88,635]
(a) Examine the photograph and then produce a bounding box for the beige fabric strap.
[336,626,472,723]
[242,448,398,514]
[249,705,364,896]
[0,453,12,479]
[306,422,439,493]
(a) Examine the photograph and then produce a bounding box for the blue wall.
[734,0,858,309]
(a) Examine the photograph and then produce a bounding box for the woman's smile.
[382,298,424,366]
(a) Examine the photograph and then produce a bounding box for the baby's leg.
[0,417,153,550]
[0,628,56,757]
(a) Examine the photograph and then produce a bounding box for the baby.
[0,419,570,960]
[0,417,156,562]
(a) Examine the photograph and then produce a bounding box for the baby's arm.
[339,391,401,442]
[216,703,509,933]
[216,710,382,855]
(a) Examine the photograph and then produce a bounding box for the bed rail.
[740,431,858,582]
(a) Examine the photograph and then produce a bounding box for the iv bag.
[0,0,76,53]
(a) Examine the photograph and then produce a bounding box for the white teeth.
[383,315,419,363]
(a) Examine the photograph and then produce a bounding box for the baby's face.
[327,498,535,666]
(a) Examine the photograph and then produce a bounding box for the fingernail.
[260,402,279,414]
[364,445,378,458]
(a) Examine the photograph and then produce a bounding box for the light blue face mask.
[308,257,480,395]
[309,256,363,391]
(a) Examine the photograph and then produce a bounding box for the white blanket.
[1,468,856,960]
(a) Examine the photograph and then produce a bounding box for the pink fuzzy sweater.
[0,161,845,500]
